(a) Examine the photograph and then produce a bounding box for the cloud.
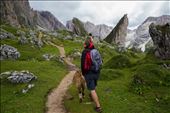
[29,1,170,29]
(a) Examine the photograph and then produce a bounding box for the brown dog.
[72,70,86,103]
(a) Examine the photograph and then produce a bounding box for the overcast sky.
[29,1,170,29]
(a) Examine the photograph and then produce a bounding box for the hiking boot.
[94,107,102,113]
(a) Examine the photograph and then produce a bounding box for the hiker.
[81,33,103,113]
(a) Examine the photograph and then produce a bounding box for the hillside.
[1,1,170,113]
[0,0,65,30]
[1,23,170,113]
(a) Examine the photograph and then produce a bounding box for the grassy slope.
[64,50,170,113]
[0,28,68,113]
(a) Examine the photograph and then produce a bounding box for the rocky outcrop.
[33,11,66,30]
[0,44,20,60]
[67,19,112,39]
[0,70,37,83]
[66,18,87,36]
[104,14,128,46]
[126,15,170,51]
[0,29,16,39]
[149,23,170,60]
[84,22,112,40]
[0,0,65,30]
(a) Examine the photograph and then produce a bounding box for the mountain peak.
[104,14,128,45]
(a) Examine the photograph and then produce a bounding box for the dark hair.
[89,33,92,36]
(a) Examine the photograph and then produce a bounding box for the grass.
[64,51,170,113]
[0,32,68,113]
[64,68,155,113]
[1,24,170,113]
[1,60,68,113]
[0,39,59,61]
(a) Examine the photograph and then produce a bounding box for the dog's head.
[73,70,83,82]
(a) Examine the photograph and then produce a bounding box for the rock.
[4,70,37,83]
[0,29,16,39]
[30,35,43,48]
[42,54,54,61]
[0,44,20,60]
[149,23,170,60]
[66,18,87,36]
[64,35,73,40]
[1,1,66,30]
[126,15,170,52]
[58,56,65,63]
[17,30,26,36]
[22,83,35,94]
[72,51,81,58]
[84,21,112,40]
[19,35,28,44]
[104,14,128,47]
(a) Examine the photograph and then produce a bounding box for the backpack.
[81,48,102,75]
[84,50,92,72]
[90,49,102,72]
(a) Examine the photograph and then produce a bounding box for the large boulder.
[0,70,37,83]
[149,23,170,60]
[0,44,20,60]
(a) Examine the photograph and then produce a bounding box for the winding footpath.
[46,42,77,113]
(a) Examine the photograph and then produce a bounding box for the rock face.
[126,15,170,51]
[104,14,128,46]
[0,70,37,83]
[84,21,112,40]
[33,11,66,30]
[66,18,87,36]
[66,19,112,39]
[0,0,65,30]
[149,23,170,60]
[0,44,20,60]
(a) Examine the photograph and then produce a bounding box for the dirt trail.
[46,42,77,113]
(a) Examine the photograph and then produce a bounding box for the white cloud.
[29,1,170,29]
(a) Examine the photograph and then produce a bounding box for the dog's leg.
[81,83,85,99]
[78,87,83,103]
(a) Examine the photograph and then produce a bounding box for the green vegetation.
[65,49,170,113]
[0,39,59,61]
[1,24,170,113]
[1,60,67,113]
[0,28,68,113]
[104,54,131,69]
[1,24,18,35]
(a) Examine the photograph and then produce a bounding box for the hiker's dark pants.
[84,71,100,90]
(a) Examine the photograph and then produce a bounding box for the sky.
[29,1,170,29]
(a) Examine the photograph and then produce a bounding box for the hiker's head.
[89,33,92,36]
[84,35,94,49]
